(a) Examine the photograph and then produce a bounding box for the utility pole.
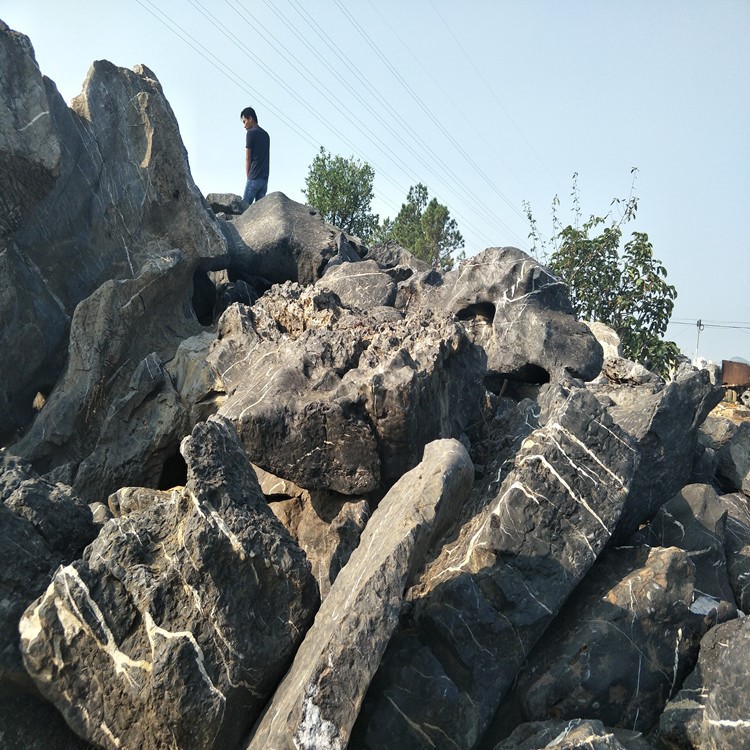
[694,319,704,363]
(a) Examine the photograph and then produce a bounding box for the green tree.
[525,173,679,377]
[302,147,379,241]
[385,183,465,271]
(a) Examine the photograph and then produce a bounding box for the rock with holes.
[246,439,474,750]
[19,416,318,750]
[351,378,637,749]
[589,367,722,544]
[434,247,604,382]
[0,22,225,442]
[656,615,750,750]
[508,545,733,736]
[209,282,486,493]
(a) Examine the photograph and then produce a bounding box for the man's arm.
[245,147,252,178]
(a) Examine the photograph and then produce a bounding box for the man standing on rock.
[240,107,270,205]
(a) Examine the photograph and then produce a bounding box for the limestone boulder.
[246,439,474,749]
[318,258,397,309]
[656,616,750,749]
[435,247,604,383]
[717,492,750,613]
[352,380,637,749]
[20,416,318,750]
[590,367,722,544]
[0,23,225,442]
[511,546,732,735]
[493,719,655,750]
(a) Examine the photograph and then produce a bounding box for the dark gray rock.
[493,719,655,750]
[698,417,750,495]
[511,546,732,735]
[656,616,750,749]
[352,380,637,749]
[319,258,397,309]
[246,439,474,749]
[205,192,248,215]
[633,484,737,606]
[436,247,604,382]
[717,492,750,613]
[363,240,430,273]
[12,250,199,500]
[0,454,96,686]
[20,416,318,750]
[0,30,225,442]
[210,283,485,493]
[225,192,345,285]
[590,368,723,544]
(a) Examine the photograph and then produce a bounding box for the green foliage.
[525,172,679,377]
[384,183,465,271]
[302,147,379,241]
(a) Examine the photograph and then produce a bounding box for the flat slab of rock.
[245,438,474,750]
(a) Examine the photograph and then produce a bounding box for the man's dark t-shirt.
[246,125,270,180]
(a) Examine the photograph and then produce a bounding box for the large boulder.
[19,416,318,750]
[352,379,638,749]
[656,616,750,749]
[246,439,474,749]
[435,247,604,383]
[589,367,722,544]
[0,22,225,442]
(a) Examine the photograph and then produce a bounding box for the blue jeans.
[243,178,268,205]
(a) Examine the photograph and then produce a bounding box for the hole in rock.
[158,451,188,490]
[455,302,496,325]
[192,268,217,326]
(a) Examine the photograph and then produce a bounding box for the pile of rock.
[2,18,749,750]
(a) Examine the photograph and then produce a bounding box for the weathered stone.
[318,258,397,309]
[633,484,737,606]
[12,250,199,500]
[716,492,750,613]
[656,616,750,749]
[0,34,225,441]
[246,439,474,750]
[493,719,655,750]
[698,417,750,495]
[205,192,248,215]
[210,282,485,493]
[353,380,637,749]
[0,454,96,686]
[511,546,732,735]
[224,192,344,285]
[363,240,430,273]
[435,247,604,382]
[590,367,723,544]
[257,465,370,600]
[20,416,318,750]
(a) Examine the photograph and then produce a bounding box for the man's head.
[240,107,258,130]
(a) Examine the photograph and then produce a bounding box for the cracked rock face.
[352,381,638,748]
[19,416,318,750]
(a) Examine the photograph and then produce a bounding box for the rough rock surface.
[247,439,474,749]
[1,20,739,750]
[510,545,732,735]
[257,465,370,600]
[656,615,750,749]
[493,719,655,750]
[352,381,638,748]
[19,416,318,750]
[0,21,225,441]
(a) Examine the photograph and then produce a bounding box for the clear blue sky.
[4,0,749,365]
